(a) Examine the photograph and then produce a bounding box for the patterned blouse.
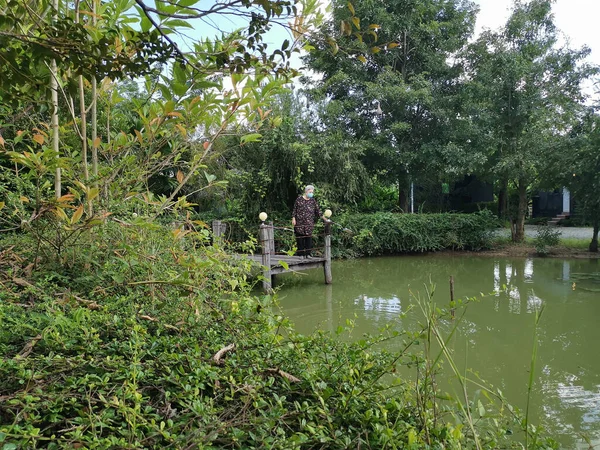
[292,196,322,236]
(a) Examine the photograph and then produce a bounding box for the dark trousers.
[295,231,313,257]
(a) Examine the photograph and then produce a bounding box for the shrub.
[534,225,561,256]
[334,211,497,257]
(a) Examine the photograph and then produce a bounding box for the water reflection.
[354,294,402,316]
[275,255,600,448]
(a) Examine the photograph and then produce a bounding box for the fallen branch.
[16,334,42,359]
[112,218,133,227]
[266,368,301,383]
[73,295,101,310]
[12,277,34,288]
[139,315,158,322]
[212,343,235,365]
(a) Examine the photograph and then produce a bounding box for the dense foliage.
[0,0,596,447]
[0,223,555,449]
[336,211,497,257]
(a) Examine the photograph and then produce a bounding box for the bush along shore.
[0,219,558,449]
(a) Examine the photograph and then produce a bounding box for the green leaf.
[172,82,188,97]
[240,133,262,145]
[279,261,289,270]
[204,172,216,183]
[163,19,193,29]
[173,63,187,84]
[163,101,176,114]
[478,400,485,417]
[140,14,152,32]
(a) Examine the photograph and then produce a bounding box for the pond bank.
[449,244,600,259]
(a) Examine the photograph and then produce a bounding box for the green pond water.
[273,255,600,448]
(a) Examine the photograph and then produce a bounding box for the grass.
[491,233,592,250]
[558,238,590,249]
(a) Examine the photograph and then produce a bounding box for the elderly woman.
[292,185,326,258]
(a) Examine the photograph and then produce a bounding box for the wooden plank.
[270,261,325,275]
[241,254,325,265]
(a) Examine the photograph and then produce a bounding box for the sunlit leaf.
[327,39,339,55]
[72,204,84,224]
[163,101,176,114]
[87,188,99,202]
[163,19,193,29]
[176,170,184,184]
[58,194,75,203]
[54,207,69,222]
[478,400,486,417]
[240,133,262,145]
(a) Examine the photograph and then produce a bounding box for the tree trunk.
[91,0,99,207]
[51,61,60,198]
[497,178,508,219]
[513,178,527,242]
[50,0,61,198]
[76,4,89,187]
[398,179,408,213]
[590,218,599,253]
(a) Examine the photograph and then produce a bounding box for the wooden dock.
[213,220,332,293]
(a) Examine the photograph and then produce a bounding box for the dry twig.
[16,334,42,359]
[213,343,235,365]
[266,368,301,383]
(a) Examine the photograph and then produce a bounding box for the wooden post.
[449,276,455,319]
[324,221,332,284]
[259,222,272,294]
[212,220,226,246]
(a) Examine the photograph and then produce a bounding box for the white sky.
[475,0,600,63]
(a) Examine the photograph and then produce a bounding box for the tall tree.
[218,89,370,216]
[465,0,594,241]
[304,0,478,211]
[545,109,600,252]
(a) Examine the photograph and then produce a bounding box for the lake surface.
[274,255,600,448]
